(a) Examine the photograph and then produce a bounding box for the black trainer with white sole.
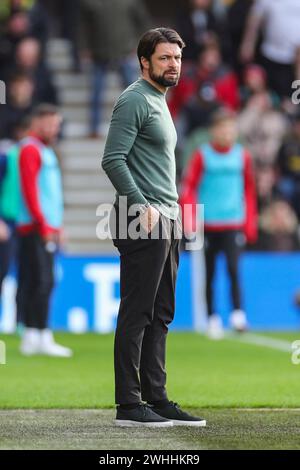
[150,401,206,427]
[115,404,173,428]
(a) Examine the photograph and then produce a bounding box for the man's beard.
[149,63,179,88]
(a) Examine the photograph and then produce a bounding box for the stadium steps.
[47,39,118,254]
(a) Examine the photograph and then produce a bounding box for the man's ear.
[141,56,149,71]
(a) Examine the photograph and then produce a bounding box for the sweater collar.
[139,78,166,97]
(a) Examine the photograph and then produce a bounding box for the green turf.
[1,409,300,450]
[261,332,300,342]
[0,332,300,409]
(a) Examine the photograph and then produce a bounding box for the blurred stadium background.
[0,0,300,450]
[1,0,300,333]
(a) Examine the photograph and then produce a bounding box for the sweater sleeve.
[102,91,150,206]
[243,149,258,243]
[19,144,53,237]
[179,149,204,233]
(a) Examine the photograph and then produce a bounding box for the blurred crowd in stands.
[1,0,300,251]
[0,0,58,147]
[171,0,300,251]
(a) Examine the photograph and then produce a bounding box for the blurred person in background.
[60,0,80,72]
[27,0,50,56]
[239,63,277,106]
[0,0,34,34]
[0,1,49,75]
[176,0,231,64]
[169,39,240,120]
[255,161,277,210]
[170,39,240,168]
[180,108,257,339]
[276,111,300,221]
[48,0,80,72]
[0,0,34,16]
[294,46,300,81]
[0,118,29,297]
[258,198,299,251]
[240,0,300,99]
[79,0,152,138]
[14,36,58,104]
[238,64,287,165]
[226,0,254,74]
[0,8,30,75]
[252,160,298,249]
[0,72,34,143]
[16,104,72,357]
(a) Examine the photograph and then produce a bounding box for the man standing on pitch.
[102,28,206,427]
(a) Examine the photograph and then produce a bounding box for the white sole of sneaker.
[115,419,173,428]
[19,349,40,356]
[171,420,207,427]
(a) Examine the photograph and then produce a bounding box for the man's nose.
[169,57,178,67]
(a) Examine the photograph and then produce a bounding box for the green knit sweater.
[102,78,179,220]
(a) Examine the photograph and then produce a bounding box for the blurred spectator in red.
[239,63,277,105]
[240,0,300,98]
[14,37,58,104]
[169,40,240,120]
[238,64,287,164]
[176,0,231,64]
[0,72,34,142]
[276,111,300,220]
[79,0,152,138]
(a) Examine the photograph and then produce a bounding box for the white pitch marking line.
[226,332,293,353]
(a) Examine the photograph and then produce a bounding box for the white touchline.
[226,332,292,353]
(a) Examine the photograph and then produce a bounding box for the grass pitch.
[0,332,300,449]
[0,408,300,450]
[0,332,299,409]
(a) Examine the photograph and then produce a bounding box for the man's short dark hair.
[31,103,60,119]
[137,27,185,71]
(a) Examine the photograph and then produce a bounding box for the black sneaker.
[151,401,206,427]
[115,404,173,428]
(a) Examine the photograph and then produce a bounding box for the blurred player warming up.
[180,108,258,339]
[17,104,72,357]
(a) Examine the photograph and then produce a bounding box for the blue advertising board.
[1,252,300,333]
